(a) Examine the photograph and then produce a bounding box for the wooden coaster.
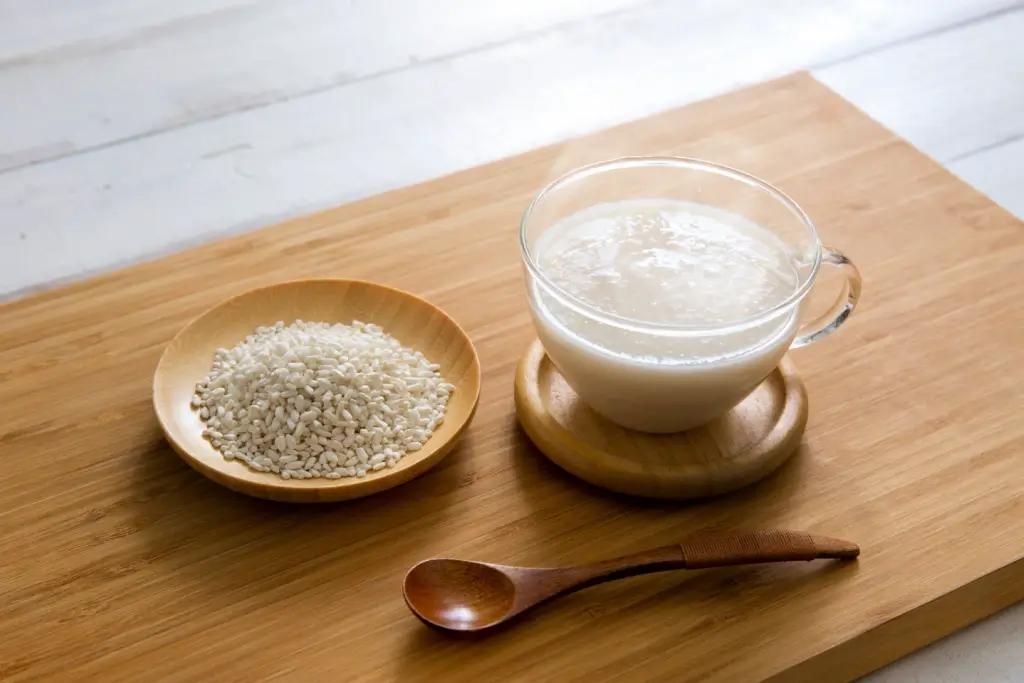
[514,340,808,499]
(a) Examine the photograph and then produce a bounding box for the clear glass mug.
[520,157,861,433]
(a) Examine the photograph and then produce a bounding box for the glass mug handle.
[791,247,862,349]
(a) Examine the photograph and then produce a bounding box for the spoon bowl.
[404,559,518,631]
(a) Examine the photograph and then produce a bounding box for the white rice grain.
[193,320,452,480]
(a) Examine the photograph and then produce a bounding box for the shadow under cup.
[519,157,861,434]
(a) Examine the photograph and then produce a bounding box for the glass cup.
[520,157,861,433]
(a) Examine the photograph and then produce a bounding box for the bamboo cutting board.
[0,73,1021,683]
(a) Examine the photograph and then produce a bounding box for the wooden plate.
[514,340,807,499]
[153,279,481,502]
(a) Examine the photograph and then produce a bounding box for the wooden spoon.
[403,530,858,632]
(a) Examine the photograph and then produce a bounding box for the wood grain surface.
[0,73,1021,683]
[514,340,808,499]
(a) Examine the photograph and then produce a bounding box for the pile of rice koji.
[192,320,454,480]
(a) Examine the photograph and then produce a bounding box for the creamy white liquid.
[529,199,803,432]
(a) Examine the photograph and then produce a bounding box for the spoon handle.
[543,530,857,596]
[678,530,859,569]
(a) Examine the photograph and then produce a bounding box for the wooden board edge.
[766,559,1024,683]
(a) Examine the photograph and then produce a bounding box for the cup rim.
[519,156,823,336]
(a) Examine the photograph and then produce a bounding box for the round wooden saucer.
[154,279,481,503]
[514,340,807,499]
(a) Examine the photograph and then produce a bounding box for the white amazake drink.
[529,198,803,433]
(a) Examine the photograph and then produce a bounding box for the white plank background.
[0,1,1022,679]
[2,0,1023,296]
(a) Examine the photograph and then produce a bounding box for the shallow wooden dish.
[515,340,807,499]
[153,279,481,502]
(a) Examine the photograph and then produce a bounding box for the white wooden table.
[2,1,1021,679]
